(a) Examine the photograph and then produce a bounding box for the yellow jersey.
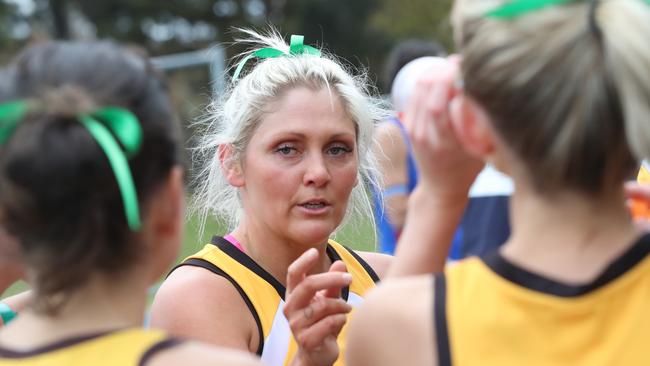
[434,233,650,366]
[179,236,379,366]
[0,328,181,366]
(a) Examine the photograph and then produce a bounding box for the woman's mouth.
[301,202,326,209]
[297,200,331,214]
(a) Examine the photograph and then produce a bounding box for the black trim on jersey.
[341,245,381,283]
[179,258,265,356]
[139,338,184,366]
[483,233,650,297]
[0,329,117,358]
[326,245,349,301]
[212,236,287,298]
[211,236,353,301]
[433,273,452,366]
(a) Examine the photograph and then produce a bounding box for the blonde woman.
[151,29,392,366]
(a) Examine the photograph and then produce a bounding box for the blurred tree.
[75,0,280,53]
[0,0,453,76]
[282,0,391,87]
[372,0,454,50]
[0,1,13,50]
[368,0,454,92]
[0,0,455,99]
[49,0,69,38]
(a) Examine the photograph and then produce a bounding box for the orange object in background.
[631,162,650,220]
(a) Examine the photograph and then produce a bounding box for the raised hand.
[388,57,485,277]
[625,181,650,230]
[402,56,483,200]
[285,248,353,366]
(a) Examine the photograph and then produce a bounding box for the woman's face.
[238,86,358,246]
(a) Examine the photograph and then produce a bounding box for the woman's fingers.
[295,313,348,350]
[284,271,352,315]
[285,255,352,365]
[286,248,319,296]
[323,261,347,299]
[404,59,460,155]
[624,181,650,201]
[406,76,434,146]
[288,297,352,332]
[329,260,347,273]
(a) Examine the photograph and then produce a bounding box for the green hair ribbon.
[0,102,143,231]
[232,34,321,80]
[486,0,650,19]
[0,101,26,145]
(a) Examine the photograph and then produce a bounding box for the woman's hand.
[402,56,483,201]
[387,56,484,277]
[625,181,650,230]
[285,248,353,366]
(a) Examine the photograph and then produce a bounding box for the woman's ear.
[140,166,184,244]
[218,144,245,187]
[139,166,185,282]
[450,94,496,160]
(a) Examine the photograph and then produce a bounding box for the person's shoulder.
[376,119,405,137]
[360,274,433,326]
[347,275,435,366]
[151,262,251,316]
[149,264,256,350]
[375,120,409,153]
[146,340,262,366]
[153,264,231,308]
[354,250,393,279]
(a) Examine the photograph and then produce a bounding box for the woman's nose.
[303,153,331,187]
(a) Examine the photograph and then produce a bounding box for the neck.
[0,266,22,294]
[231,219,332,287]
[0,269,149,348]
[502,183,639,284]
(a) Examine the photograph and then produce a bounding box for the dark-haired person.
[0,68,28,327]
[349,0,650,365]
[0,41,260,366]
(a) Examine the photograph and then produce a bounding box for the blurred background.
[1,0,453,295]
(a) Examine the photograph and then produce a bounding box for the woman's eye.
[328,145,352,156]
[275,145,297,156]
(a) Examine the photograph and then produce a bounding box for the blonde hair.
[454,0,650,195]
[192,28,387,235]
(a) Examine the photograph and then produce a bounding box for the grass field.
[2,212,376,298]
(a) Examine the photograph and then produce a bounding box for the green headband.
[232,34,321,80]
[0,101,143,231]
[486,0,650,19]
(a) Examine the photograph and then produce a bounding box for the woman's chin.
[290,223,338,247]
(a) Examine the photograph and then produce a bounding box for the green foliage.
[0,2,22,59]
[283,0,391,74]
[0,0,455,87]
[372,0,454,50]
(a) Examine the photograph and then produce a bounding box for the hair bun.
[40,84,97,119]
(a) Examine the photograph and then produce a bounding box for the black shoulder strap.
[434,273,452,366]
[177,258,265,356]
[337,244,381,283]
[138,338,184,366]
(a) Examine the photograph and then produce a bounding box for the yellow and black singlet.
[0,328,182,366]
[177,236,380,366]
[433,233,650,366]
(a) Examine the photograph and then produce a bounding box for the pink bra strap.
[223,234,246,253]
